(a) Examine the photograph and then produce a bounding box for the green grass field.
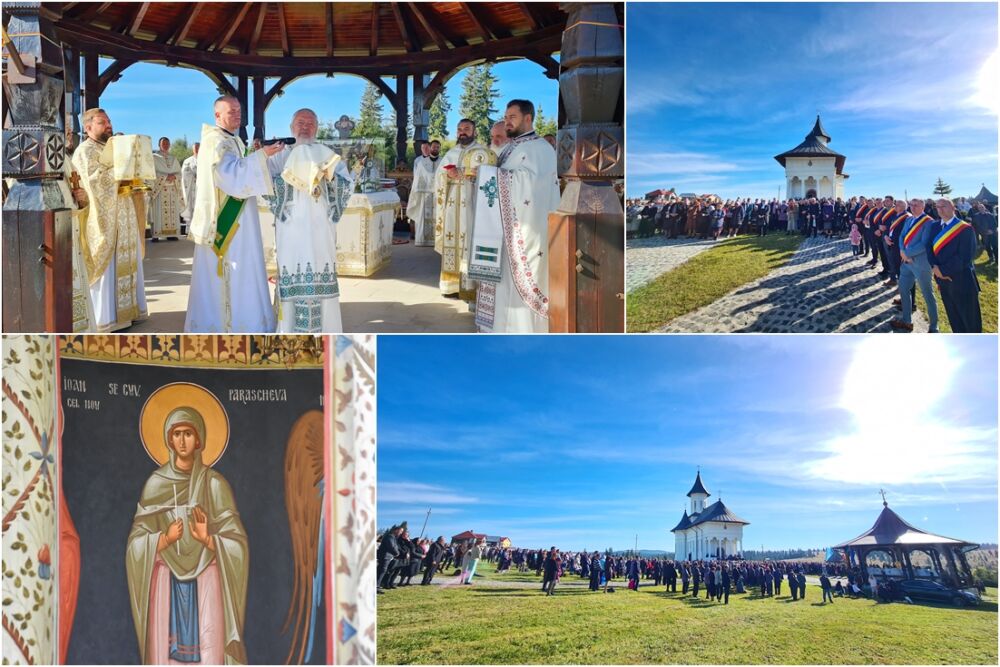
[914,248,998,332]
[378,572,998,664]
[627,235,805,333]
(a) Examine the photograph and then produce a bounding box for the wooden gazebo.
[3,2,623,333]
[50,1,567,153]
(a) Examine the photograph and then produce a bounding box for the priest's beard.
[457,135,474,146]
[296,134,315,145]
[98,129,113,143]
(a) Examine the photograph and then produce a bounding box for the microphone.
[261,137,296,146]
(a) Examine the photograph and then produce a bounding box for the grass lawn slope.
[378,573,998,665]
[627,235,804,333]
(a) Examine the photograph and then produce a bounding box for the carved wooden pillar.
[412,73,428,154]
[236,74,249,141]
[63,46,81,143]
[252,76,266,140]
[82,50,98,111]
[2,3,72,332]
[548,2,624,333]
[394,74,409,164]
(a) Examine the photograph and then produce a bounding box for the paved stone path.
[626,236,718,293]
[123,220,474,333]
[657,236,931,333]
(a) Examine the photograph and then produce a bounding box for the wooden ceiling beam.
[460,2,493,42]
[52,16,564,77]
[246,2,267,55]
[417,4,468,48]
[97,58,135,95]
[407,2,449,51]
[325,3,334,57]
[369,3,380,57]
[518,2,543,30]
[212,2,253,52]
[527,54,560,80]
[164,2,203,46]
[390,2,418,53]
[277,2,290,57]
[126,3,150,37]
[76,2,111,23]
[115,2,144,34]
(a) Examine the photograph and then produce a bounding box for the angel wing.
[282,409,326,664]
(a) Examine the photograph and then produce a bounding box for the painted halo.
[139,382,229,467]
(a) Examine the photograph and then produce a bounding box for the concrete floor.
[123,225,475,333]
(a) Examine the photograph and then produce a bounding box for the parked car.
[898,579,980,607]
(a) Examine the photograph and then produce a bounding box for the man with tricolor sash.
[882,199,908,287]
[185,95,284,332]
[929,198,981,332]
[871,196,893,278]
[853,197,871,256]
[890,199,938,332]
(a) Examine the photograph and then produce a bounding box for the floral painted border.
[57,335,325,369]
[329,335,376,665]
[2,336,57,666]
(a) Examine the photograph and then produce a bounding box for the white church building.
[671,470,749,561]
[774,115,848,200]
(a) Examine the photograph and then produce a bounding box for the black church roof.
[975,185,998,205]
[670,510,692,532]
[774,115,847,175]
[834,503,975,548]
[687,471,710,497]
[689,500,750,527]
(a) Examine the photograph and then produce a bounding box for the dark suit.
[930,218,982,332]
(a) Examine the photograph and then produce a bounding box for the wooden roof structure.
[44,2,565,79]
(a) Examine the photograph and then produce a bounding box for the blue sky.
[627,2,999,199]
[378,336,998,552]
[91,58,556,145]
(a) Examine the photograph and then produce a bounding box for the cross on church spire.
[879,488,888,507]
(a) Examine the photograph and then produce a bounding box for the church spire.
[808,114,831,144]
[687,469,710,497]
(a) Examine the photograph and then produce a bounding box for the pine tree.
[353,83,386,139]
[169,136,193,163]
[459,64,500,145]
[428,85,451,140]
[533,105,558,137]
[933,177,953,197]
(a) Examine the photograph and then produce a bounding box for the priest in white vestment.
[471,100,560,333]
[71,108,147,332]
[65,132,96,332]
[148,137,184,240]
[408,142,439,247]
[180,142,199,229]
[490,121,509,156]
[434,119,489,301]
[185,96,283,333]
[266,108,354,333]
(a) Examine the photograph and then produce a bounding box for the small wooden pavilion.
[834,498,979,588]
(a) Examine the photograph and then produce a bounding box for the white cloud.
[378,481,478,506]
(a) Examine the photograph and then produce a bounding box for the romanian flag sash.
[888,212,906,235]
[932,220,971,255]
[212,195,246,275]
[873,208,890,226]
[857,205,870,221]
[902,214,931,248]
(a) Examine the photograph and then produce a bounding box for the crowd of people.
[626,193,996,333]
[375,524,936,605]
[67,96,558,334]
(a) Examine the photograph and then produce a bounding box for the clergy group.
[408,98,560,333]
[69,95,560,334]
